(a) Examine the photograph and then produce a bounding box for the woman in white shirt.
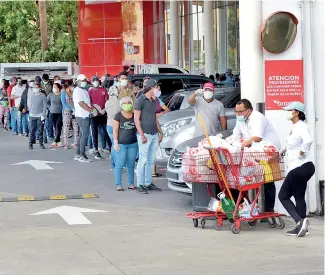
[279,102,315,237]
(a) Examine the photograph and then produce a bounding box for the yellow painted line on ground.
[18,195,35,201]
[50,195,67,200]
[82,193,98,199]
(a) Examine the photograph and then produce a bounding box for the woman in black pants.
[279,101,315,237]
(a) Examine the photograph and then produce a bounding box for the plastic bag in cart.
[207,198,224,213]
[239,198,260,218]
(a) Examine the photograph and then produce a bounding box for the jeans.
[7,109,11,129]
[89,115,111,151]
[29,117,45,144]
[136,133,158,187]
[279,162,315,223]
[45,115,54,139]
[106,125,115,168]
[49,113,63,143]
[88,127,107,149]
[114,143,138,186]
[76,117,90,157]
[11,107,20,134]
[20,112,29,134]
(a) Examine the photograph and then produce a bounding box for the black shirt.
[114,112,137,144]
[134,94,157,134]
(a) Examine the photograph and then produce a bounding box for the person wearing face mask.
[118,72,136,101]
[11,77,26,136]
[47,82,63,148]
[7,76,16,130]
[278,102,314,237]
[229,99,281,216]
[18,77,35,137]
[61,80,78,149]
[0,80,10,130]
[113,96,138,191]
[73,74,97,163]
[134,79,164,194]
[28,82,47,150]
[88,76,112,159]
[151,85,170,178]
[188,82,227,138]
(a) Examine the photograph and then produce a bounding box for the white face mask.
[286,111,294,121]
[29,82,35,88]
[203,91,213,100]
[120,79,128,87]
[53,88,59,95]
[93,81,99,88]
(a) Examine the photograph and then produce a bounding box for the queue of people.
[0,70,315,236]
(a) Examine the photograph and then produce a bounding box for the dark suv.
[130,74,215,104]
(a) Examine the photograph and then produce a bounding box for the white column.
[312,0,325,214]
[239,0,263,108]
[204,1,215,77]
[218,7,227,73]
[170,0,179,66]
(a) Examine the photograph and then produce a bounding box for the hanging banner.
[264,60,304,110]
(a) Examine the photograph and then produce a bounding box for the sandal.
[116,186,124,191]
[128,185,136,190]
[152,173,163,177]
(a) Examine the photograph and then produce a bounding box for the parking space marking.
[0,193,99,202]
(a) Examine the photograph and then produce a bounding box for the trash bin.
[192,182,221,212]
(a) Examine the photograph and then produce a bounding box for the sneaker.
[94,152,104,160]
[137,185,148,194]
[18,133,23,136]
[40,144,45,149]
[89,148,95,154]
[57,142,64,147]
[64,145,70,150]
[100,148,110,154]
[50,142,57,148]
[29,144,33,150]
[285,226,299,236]
[13,132,18,136]
[74,155,81,161]
[146,183,162,191]
[69,134,73,138]
[24,133,29,137]
[78,155,92,163]
[297,218,309,237]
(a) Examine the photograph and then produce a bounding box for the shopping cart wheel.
[214,222,223,231]
[268,218,276,228]
[201,219,206,229]
[193,219,198,228]
[275,217,285,229]
[248,220,257,226]
[231,224,241,234]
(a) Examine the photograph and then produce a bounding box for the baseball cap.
[54,80,62,85]
[283,101,305,113]
[28,77,35,82]
[203,82,215,91]
[77,74,87,81]
[145,79,157,89]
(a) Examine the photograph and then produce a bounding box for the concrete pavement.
[0,131,323,275]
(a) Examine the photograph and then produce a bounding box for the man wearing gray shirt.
[188,82,227,137]
[29,82,47,149]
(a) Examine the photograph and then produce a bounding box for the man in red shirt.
[7,77,16,130]
[88,76,112,159]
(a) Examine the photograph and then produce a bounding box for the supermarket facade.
[78,0,325,214]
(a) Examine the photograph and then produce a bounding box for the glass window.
[158,68,184,74]
[157,78,184,102]
[167,94,185,111]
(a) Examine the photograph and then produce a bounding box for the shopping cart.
[206,146,286,234]
[183,152,228,229]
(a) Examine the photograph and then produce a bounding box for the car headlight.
[161,118,192,137]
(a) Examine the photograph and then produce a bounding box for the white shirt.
[232,110,281,149]
[281,120,313,172]
[11,84,25,107]
[72,86,91,118]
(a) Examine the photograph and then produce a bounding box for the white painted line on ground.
[11,160,63,170]
[30,205,108,225]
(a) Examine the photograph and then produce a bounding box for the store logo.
[124,42,140,55]
[273,100,293,107]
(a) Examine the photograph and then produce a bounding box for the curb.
[0,193,99,202]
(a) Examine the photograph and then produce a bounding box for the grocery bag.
[207,198,224,213]
[239,198,260,218]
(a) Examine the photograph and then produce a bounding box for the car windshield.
[168,94,185,111]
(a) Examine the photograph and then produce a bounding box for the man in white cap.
[73,74,97,162]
